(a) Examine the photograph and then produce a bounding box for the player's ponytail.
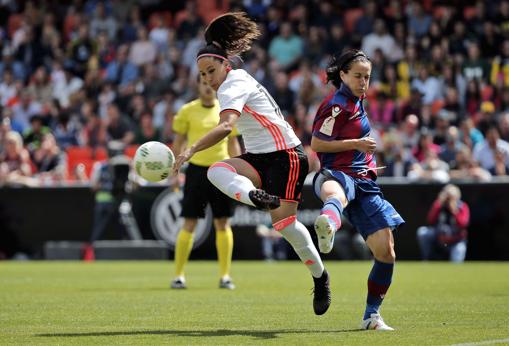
[326,49,371,89]
[197,12,260,61]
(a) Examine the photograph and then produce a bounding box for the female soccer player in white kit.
[173,12,330,315]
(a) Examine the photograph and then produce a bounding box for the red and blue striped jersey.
[312,84,377,179]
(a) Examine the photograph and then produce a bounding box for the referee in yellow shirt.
[171,76,241,289]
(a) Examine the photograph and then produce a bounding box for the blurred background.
[0,0,508,261]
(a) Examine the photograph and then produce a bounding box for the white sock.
[207,162,256,207]
[274,216,325,278]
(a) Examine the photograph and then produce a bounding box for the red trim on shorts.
[220,109,241,117]
[285,148,300,200]
[242,105,287,150]
[273,215,297,231]
[209,162,237,173]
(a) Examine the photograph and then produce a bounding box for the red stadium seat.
[66,146,107,180]
[124,145,139,159]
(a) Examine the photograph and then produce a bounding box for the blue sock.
[320,197,343,230]
[364,259,394,320]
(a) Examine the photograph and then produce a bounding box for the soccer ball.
[133,141,175,182]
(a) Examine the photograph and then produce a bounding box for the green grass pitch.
[1,261,508,345]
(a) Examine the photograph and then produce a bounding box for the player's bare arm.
[311,136,376,154]
[174,111,238,172]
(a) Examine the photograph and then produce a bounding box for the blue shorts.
[313,169,405,239]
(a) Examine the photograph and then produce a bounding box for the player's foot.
[219,277,235,290]
[312,270,331,315]
[249,189,280,210]
[170,277,187,289]
[314,214,336,254]
[361,313,394,331]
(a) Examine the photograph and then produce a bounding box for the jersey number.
[256,84,284,119]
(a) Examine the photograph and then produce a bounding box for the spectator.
[417,184,469,262]
[32,133,66,183]
[105,44,138,87]
[26,66,53,105]
[498,112,509,142]
[23,114,51,154]
[176,1,204,42]
[408,150,450,183]
[52,112,81,149]
[128,27,157,67]
[361,19,402,63]
[134,112,160,144]
[411,65,443,106]
[0,131,33,186]
[462,41,490,83]
[0,69,17,106]
[412,129,441,162]
[149,14,170,53]
[11,90,42,132]
[440,126,467,165]
[105,103,134,145]
[407,1,432,38]
[353,0,377,37]
[473,126,509,172]
[90,2,118,42]
[268,22,303,71]
[66,23,96,78]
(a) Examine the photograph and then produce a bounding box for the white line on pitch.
[451,338,509,346]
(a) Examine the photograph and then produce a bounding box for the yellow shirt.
[173,99,239,167]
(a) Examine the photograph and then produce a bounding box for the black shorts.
[181,163,234,218]
[238,145,309,202]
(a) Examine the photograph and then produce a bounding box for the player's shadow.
[36,328,362,340]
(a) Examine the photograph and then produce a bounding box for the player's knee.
[183,219,198,232]
[207,162,236,184]
[214,218,229,230]
[374,244,396,263]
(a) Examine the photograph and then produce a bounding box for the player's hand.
[357,137,377,154]
[173,148,193,174]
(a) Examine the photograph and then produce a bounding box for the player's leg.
[312,170,352,254]
[213,218,235,289]
[267,146,330,315]
[209,177,236,289]
[361,227,396,331]
[270,202,330,315]
[172,164,208,289]
[172,218,198,289]
[207,158,280,210]
[349,187,403,331]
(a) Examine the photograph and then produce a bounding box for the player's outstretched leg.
[314,197,343,253]
[274,215,331,315]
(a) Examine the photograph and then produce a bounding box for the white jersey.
[217,69,301,153]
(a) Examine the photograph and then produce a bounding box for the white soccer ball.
[133,141,174,182]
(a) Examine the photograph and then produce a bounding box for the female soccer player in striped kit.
[311,49,405,330]
[173,12,330,315]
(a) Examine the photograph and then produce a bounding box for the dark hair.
[326,49,371,89]
[197,12,261,60]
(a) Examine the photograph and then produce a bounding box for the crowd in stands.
[1,0,509,187]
